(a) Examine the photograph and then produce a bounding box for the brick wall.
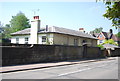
[2,44,104,66]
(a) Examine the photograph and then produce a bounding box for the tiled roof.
[102,32,108,39]
[11,26,98,39]
[92,33,99,37]
[103,44,119,49]
[96,31,120,41]
[11,28,30,35]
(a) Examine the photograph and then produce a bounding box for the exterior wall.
[53,33,68,45]
[30,19,40,44]
[11,35,30,44]
[11,33,97,46]
[53,33,97,47]
[92,40,97,46]
[38,33,54,45]
[2,45,104,66]
[97,33,106,44]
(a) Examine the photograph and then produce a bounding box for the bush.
[97,44,104,49]
[102,39,118,46]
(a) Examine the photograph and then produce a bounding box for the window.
[82,40,87,45]
[99,40,103,44]
[74,39,78,46]
[99,34,102,38]
[16,38,19,44]
[25,37,29,44]
[42,36,46,42]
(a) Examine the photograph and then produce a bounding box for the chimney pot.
[34,16,39,20]
[79,28,85,33]
[79,28,84,30]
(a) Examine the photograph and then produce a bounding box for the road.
[2,57,119,79]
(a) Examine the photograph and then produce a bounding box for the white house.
[11,16,98,46]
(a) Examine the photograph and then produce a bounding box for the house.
[92,29,119,44]
[11,16,98,46]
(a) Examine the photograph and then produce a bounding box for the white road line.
[58,68,91,76]
[58,64,110,76]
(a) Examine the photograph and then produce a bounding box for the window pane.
[25,37,28,41]
[42,36,46,42]
[16,38,19,44]
[25,37,29,44]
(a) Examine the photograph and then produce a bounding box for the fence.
[1,44,104,66]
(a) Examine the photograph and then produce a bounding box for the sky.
[0,2,119,34]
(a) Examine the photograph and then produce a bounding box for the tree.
[116,32,120,38]
[97,0,120,46]
[90,27,103,33]
[1,12,30,43]
[102,39,118,46]
[103,2,120,28]
[2,24,11,39]
[10,12,30,33]
[0,21,4,43]
[97,44,104,49]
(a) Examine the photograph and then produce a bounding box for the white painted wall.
[11,35,30,44]
[30,19,40,44]
[11,33,54,44]
[38,33,54,44]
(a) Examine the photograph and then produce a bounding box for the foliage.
[10,12,30,33]
[102,39,118,45]
[2,24,11,38]
[116,32,120,38]
[90,27,103,33]
[1,12,30,43]
[97,44,104,49]
[103,1,120,28]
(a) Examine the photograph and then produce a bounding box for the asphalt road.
[2,57,119,79]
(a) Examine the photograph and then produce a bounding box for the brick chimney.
[79,28,85,33]
[30,16,41,44]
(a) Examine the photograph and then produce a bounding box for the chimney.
[79,28,85,33]
[30,16,41,44]
[109,29,113,39]
[109,29,113,34]
[46,25,48,31]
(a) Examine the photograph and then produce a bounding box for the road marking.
[58,68,91,76]
[58,63,111,77]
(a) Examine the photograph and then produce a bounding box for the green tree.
[90,27,103,33]
[2,24,11,39]
[116,32,120,38]
[102,39,118,46]
[103,2,120,28]
[0,21,4,43]
[97,44,104,49]
[97,0,120,46]
[10,12,30,33]
[1,12,30,43]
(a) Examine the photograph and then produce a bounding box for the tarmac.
[0,57,116,73]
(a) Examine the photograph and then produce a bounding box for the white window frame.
[42,36,46,43]
[25,37,29,44]
[16,38,19,44]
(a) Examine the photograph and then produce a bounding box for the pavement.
[0,57,116,73]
